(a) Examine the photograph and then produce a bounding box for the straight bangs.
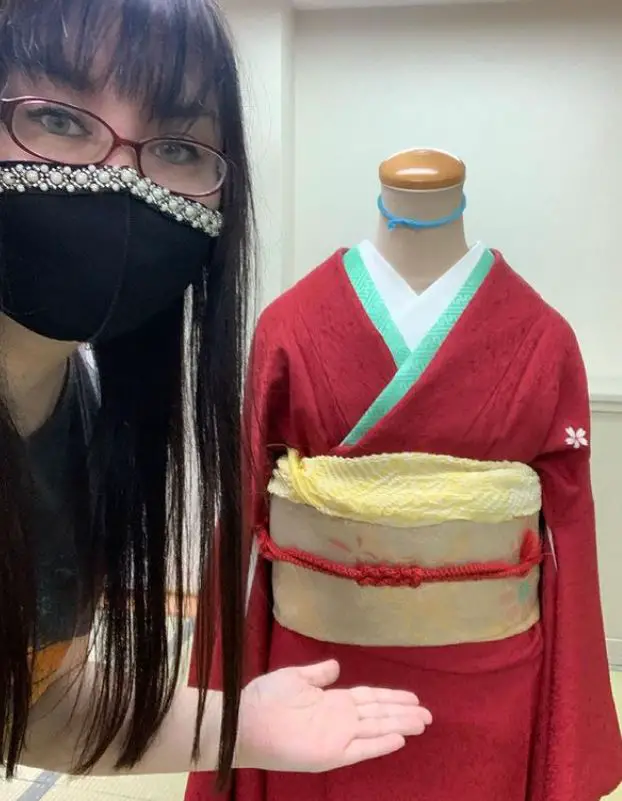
[0,0,226,121]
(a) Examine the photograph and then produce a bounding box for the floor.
[2,671,622,800]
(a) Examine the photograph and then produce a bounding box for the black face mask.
[0,162,223,343]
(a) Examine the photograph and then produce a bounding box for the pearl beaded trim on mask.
[0,162,224,237]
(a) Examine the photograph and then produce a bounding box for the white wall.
[223,0,295,311]
[293,0,622,388]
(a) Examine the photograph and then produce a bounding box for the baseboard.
[607,638,622,669]
[590,378,622,414]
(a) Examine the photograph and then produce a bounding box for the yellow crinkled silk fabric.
[268,449,542,526]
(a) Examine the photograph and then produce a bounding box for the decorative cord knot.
[355,563,423,588]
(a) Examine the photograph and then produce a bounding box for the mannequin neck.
[374,185,469,293]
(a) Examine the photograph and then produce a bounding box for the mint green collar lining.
[342,246,494,446]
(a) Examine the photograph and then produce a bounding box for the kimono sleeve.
[530,323,622,801]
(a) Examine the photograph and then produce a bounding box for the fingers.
[356,710,431,739]
[358,702,433,727]
[350,686,422,706]
[341,734,406,767]
[296,659,341,687]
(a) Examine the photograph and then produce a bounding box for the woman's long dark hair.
[0,0,253,788]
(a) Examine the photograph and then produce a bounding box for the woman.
[0,0,432,787]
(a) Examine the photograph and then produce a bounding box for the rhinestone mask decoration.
[0,162,224,237]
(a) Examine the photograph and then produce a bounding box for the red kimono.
[186,248,622,801]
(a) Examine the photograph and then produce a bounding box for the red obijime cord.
[256,527,542,588]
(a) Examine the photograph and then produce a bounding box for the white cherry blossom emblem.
[565,426,588,449]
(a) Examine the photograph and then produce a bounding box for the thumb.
[296,659,340,688]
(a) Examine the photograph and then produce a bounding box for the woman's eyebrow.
[155,102,216,122]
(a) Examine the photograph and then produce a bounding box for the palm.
[238,660,432,773]
[249,669,363,764]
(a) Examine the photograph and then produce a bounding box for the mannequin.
[375,149,469,290]
[186,151,622,801]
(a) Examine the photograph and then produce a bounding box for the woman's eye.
[27,108,90,138]
[152,140,202,166]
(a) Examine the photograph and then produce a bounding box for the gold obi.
[263,450,543,648]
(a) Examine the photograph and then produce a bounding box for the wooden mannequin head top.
[379,149,466,191]
[375,148,469,290]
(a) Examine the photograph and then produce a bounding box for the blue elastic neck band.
[378,194,467,231]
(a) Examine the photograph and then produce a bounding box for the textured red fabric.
[186,250,622,801]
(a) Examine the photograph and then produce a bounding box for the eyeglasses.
[0,96,228,199]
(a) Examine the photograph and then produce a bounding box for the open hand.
[237,659,432,773]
